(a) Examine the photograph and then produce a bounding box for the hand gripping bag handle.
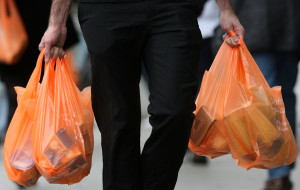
[227,30,243,45]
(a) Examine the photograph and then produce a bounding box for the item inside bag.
[224,102,284,163]
[190,106,215,146]
[189,31,297,169]
[10,148,39,186]
[81,128,93,155]
[43,128,87,172]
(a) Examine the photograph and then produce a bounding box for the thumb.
[38,40,45,52]
[234,25,245,39]
[44,44,51,63]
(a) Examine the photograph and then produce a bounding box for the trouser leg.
[253,52,299,179]
[275,52,298,172]
[79,2,149,189]
[141,1,202,189]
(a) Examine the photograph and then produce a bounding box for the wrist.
[47,23,66,32]
[220,9,235,16]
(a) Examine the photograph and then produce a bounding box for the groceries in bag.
[32,56,94,184]
[189,31,297,169]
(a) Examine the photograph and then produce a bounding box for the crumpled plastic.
[189,31,297,170]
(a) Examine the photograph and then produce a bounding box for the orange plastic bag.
[189,31,297,169]
[32,55,94,184]
[65,49,80,87]
[3,51,44,187]
[0,0,28,64]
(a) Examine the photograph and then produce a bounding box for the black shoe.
[192,154,208,164]
[15,183,26,189]
[264,176,293,190]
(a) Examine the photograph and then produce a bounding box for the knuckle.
[44,40,51,46]
[223,25,232,33]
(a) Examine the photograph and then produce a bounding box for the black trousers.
[78,1,202,189]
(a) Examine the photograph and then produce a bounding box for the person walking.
[39,0,244,189]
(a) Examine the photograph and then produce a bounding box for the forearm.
[215,0,235,14]
[39,0,71,61]
[215,0,244,42]
[48,0,72,28]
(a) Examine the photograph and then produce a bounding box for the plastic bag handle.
[18,50,45,103]
[227,30,243,44]
[30,49,45,86]
[0,0,7,26]
[228,30,236,38]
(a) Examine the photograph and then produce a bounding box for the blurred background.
[0,0,299,189]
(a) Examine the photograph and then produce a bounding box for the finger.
[226,37,239,47]
[236,31,244,39]
[44,43,51,63]
[230,37,239,46]
[221,22,233,35]
[50,48,55,57]
[232,35,239,43]
[51,47,59,60]
[235,26,245,39]
[58,49,66,59]
[38,40,45,52]
[223,33,228,40]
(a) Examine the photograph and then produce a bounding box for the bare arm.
[216,0,244,46]
[39,0,72,62]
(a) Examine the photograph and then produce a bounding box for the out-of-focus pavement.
[0,79,299,190]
